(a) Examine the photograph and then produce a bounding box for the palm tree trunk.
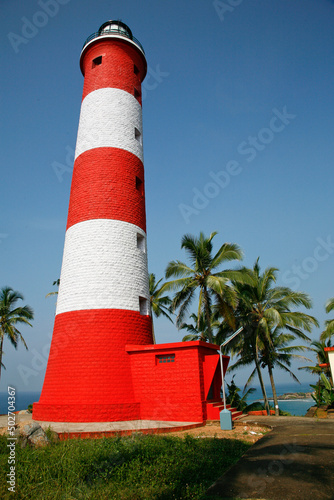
[253,348,270,415]
[268,364,279,416]
[203,286,212,343]
[0,336,4,382]
[151,317,156,344]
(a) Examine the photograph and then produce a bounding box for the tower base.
[33,341,230,424]
[32,402,141,423]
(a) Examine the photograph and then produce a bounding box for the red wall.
[81,40,146,103]
[66,148,146,231]
[33,310,152,422]
[126,341,229,423]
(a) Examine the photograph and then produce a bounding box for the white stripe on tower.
[56,220,148,314]
[56,84,148,314]
[75,88,143,162]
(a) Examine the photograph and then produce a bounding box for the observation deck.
[81,20,145,55]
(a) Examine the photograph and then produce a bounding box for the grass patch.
[0,432,251,499]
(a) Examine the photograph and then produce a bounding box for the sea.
[247,381,314,416]
[0,382,315,417]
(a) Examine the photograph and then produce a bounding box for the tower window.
[134,65,139,75]
[139,296,149,315]
[135,176,143,195]
[137,233,145,252]
[92,56,102,67]
[135,127,142,144]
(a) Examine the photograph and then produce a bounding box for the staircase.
[206,399,246,421]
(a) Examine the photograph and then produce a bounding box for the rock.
[20,437,29,449]
[18,410,30,415]
[42,427,60,443]
[278,391,313,400]
[21,422,41,438]
[28,427,50,448]
[13,421,51,447]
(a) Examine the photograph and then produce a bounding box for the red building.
[33,21,230,424]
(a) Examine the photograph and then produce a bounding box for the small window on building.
[135,176,143,195]
[135,127,142,144]
[134,65,139,75]
[139,296,149,315]
[92,56,102,68]
[134,87,141,101]
[137,233,145,252]
[157,354,175,364]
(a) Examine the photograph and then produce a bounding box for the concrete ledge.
[0,414,203,440]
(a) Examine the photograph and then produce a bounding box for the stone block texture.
[33,23,230,425]
[126,341,228,423]
[33,24,152,422]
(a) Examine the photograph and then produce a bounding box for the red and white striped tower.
[34,21,153,422]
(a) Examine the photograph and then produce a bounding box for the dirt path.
[166,420,271,444]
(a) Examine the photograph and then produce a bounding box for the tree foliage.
[0,287,34,380]
[164,232,245,343]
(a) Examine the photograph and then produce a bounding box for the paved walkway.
[205,416,334,500]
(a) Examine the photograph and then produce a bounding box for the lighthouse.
[34,21,153,422]
[33,20,231,427]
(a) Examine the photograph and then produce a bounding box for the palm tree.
[259,326,311,414]
[0,287,34,381]
[320,298,334,341]
[227,324,271,415]
[149,273,173,344]
[180,309,232,345]
[299,338,332,382]
[164,232,244,343]
[229,259,318,415]
[299,338,333,406]
[45,279,60,298]
[179,312,204,342]
[179,311,219,342]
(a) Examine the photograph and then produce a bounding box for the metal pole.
[220,348,227,410]
[220,327,244,411]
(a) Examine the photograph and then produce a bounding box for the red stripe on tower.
[34,21,152,422]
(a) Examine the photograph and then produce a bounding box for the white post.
[220,348,227,410]
[219,327,244,430]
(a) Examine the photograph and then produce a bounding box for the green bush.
[226,376,255,412]
[311,374,334,407]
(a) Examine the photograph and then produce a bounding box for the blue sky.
[0,0,333,394]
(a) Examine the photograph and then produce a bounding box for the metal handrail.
[82,28,145,54]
